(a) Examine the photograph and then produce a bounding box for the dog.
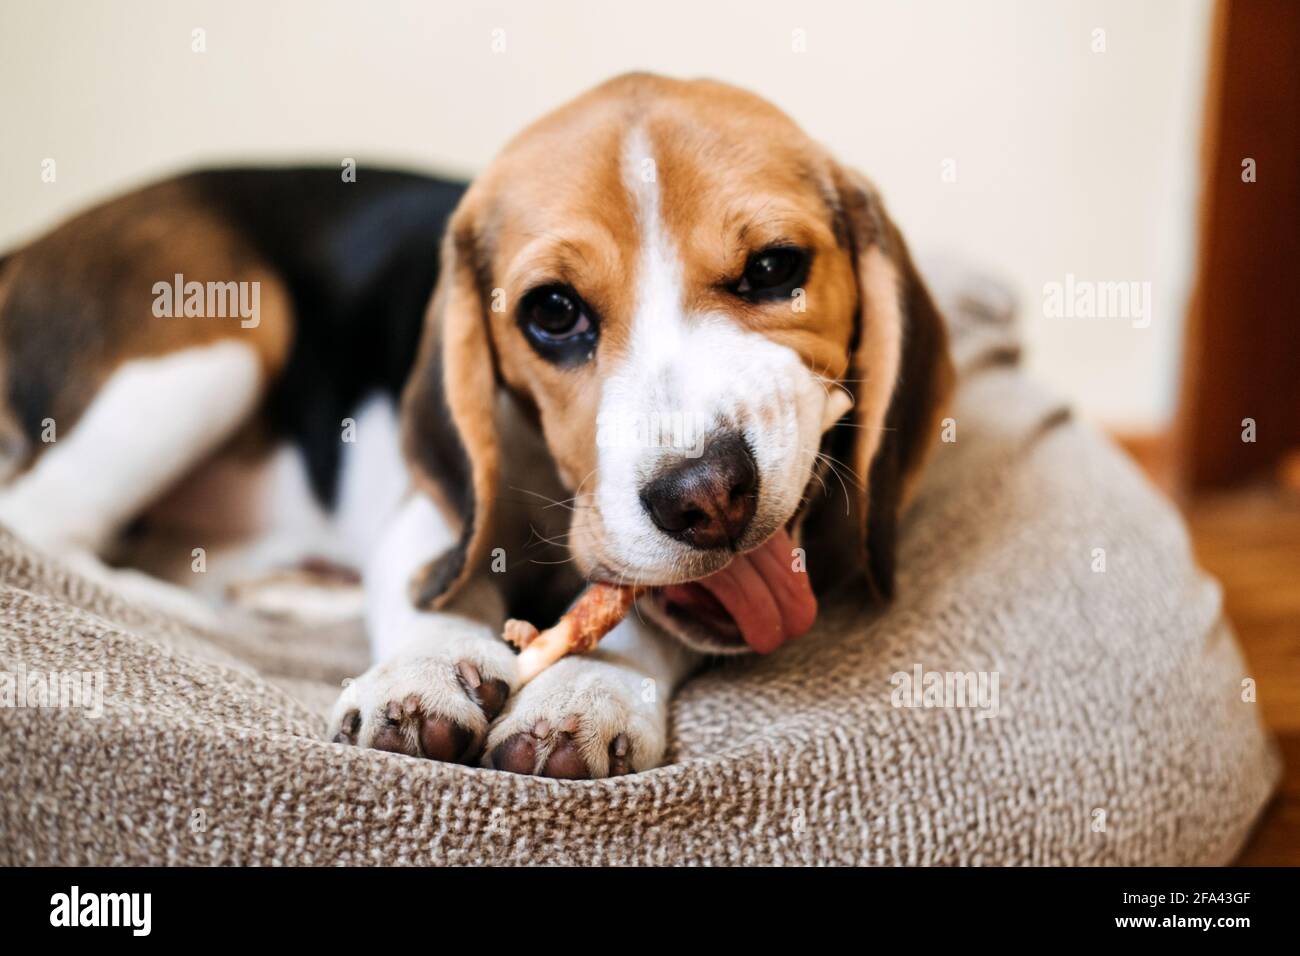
[0,73,953,778]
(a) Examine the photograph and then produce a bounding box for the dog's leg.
[0,341,264,624]
[482,610,700,778]
[328,493,519,761]
[0,341,263,554]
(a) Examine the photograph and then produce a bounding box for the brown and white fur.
[0,74,952,779]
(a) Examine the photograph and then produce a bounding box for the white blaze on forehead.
[590,126,689,572]
[611,126,731,425]
[620,126,686,367]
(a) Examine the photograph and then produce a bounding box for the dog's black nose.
[639,432,758,550]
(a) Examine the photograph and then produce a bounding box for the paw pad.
[488,716,633,779]
[607,733,633,776]
[331,655,514,764]
[363,694,474,760]
[456,660,510,721]
[332,709,361,744]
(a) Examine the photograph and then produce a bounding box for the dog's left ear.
[804,167,955,602]
[401,207,502,611]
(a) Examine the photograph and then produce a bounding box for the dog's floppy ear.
[401,209,501,611]
[804,167,955,603]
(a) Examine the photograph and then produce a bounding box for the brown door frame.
[1177,0,1300,492]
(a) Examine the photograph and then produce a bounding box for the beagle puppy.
[0,73,952,778]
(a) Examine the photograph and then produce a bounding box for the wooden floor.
[1183,489,1300,865]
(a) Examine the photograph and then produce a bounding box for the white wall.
[0,0,1212,429]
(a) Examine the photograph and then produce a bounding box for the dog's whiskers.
[507,485,585,513]
[524,525,577,550]
[815,450,866,492]
[797,446,859,518]
[812,370,855,407]
[802,444,866,494]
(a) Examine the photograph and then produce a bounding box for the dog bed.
[0,264,1279,865]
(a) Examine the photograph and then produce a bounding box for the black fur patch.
[188,168,468,507]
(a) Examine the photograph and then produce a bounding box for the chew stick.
[504,582,645,684]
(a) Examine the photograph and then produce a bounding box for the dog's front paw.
[483,657,666,779]
[329,636,516,763]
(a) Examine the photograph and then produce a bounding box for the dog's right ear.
[401,209,501,611]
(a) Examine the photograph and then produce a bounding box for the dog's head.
[404,73,953,653]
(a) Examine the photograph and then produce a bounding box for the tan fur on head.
[404,73,953,608]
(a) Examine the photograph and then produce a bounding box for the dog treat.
[504,582,644,684]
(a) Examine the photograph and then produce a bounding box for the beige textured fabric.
[0,273,1280,865]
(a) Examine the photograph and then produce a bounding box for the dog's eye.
[735,247,809,299]
[524,287,586,337]
[518,285,598,363]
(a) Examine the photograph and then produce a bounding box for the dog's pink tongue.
[696,529,817,654]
